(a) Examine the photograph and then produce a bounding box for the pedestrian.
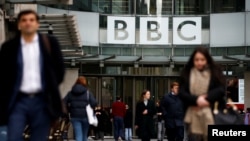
[156,100,165,141]
[0,9,65,141]
[179,47,226,141]
[244,108,250,125]
[111,96,126,141]
[124,104,133,141]
[135,89,156,141]
[64,76,98,141]
[161,82,184,141]
[94,105,108,141]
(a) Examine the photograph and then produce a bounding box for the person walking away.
[111,96,126,141]
[0,10,65,141]
[94,105,107,141]
[64,76,97,141]
[161,82,184,141]
[135,90,156,141]
[179,47,226,141]
[124,104,133,141]
[156,100,165,141]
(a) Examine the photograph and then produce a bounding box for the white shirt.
[20,34,42,93]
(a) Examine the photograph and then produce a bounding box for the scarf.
[184,67,214,139]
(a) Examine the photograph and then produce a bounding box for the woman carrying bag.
[64,76,97,141]
[179,47,226,141]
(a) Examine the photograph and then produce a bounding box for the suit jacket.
[0,33,65,125]
[161,92,184,128]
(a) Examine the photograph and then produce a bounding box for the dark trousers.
[166,126,184,141]
[7,93,51,141]
[113,116,124,141]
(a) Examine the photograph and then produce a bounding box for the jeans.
[113,116,124,141]
[71,118,89,141]
[0,126,7,141]
[157,120,165,141]
[7,94,50,141]
[125,128,132,141]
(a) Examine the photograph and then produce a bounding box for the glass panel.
[135,48,142,56]
[136,0,172,15]
[92,0,112,13]
[154,78,168,100]
[123,77,133,109]
[210,47,227,56]
[102,47,121,55]
[174,48,185,56]
[228,47,245,55]
[143,48,165,56]
[212,0,245,13]
[248,47,250,54]
[112,0,134,14]
[84,46,99,54]
[174,0,210,15]
[247,12,250,46]
[247,0,250,11]
[185,48,196,56]
[122,48,133,56]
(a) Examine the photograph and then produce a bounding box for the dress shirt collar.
[21,33,38,45]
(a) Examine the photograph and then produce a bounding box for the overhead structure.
[5,0,72,4]
[38,14,82,50]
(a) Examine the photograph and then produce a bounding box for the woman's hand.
[135,125,138,129]
[197,95,210,107]
[142,109,148,115]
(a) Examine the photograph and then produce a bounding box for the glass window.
[92,0,112,13]
[142,48,165,56]
[185,48,196,56]
[212,0,245,13]
[84,46,99,54]
[228,47,245,55]
[174,0,210,15]
[174,48,184,56]
[102,47,121,55]
[122,48,133,56]
[210,47,227,56]
[136,0,172,15]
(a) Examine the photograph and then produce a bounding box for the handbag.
[86,91,98,127]
[213,98,243,125]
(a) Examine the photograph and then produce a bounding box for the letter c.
[177,21,196,41]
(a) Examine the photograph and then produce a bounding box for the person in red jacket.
[111,96,126,141]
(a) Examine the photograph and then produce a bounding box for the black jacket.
[64,84,97,119]
[0,33,65,125]
[124,108,133,128]
[161,92,184,128]
[156,106,163,122]
[135,99,156,138]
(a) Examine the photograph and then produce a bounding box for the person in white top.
[0,10,65,141]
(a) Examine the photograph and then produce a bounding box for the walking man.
[0,10,65,141]
[161,82,184,141]
[111,96,126,141]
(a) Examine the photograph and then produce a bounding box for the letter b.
[115,20,128,40]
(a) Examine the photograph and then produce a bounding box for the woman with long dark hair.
[179,47,226,141]
[135,90,156,141]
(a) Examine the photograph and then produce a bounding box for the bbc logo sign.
[107,16,201,45]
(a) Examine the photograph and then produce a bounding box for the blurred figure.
[226,78,239,102]
[135,90,156,141]
[155,100,165,141]
[94,105,108,141]
[124,104,133,141]
[179,47,226,141]
[0,10,65,141]
[111,96,126,141]
[244,108,250,125]
[64,76,97,141]
[161,82,184,141]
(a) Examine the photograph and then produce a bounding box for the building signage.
[107,16,202,45]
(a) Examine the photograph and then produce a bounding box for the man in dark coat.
[161,82,184,141]
[0,10,65,141]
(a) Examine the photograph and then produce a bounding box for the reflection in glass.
[174,0,210,15]
[212,0,245,13]
[136,0,172,15]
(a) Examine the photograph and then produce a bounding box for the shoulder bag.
[86,91,98,127]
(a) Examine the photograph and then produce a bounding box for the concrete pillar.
[244,72,250,111]
[60,68,79,98]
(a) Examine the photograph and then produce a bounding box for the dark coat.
[64,84,97,119]
[124,108,133,128]
[161,92,184,128]
[0,33,65,125]
[179,69,226,112]
[95,109,109,131]
[156,106,163,122]
[135,99,156,139]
